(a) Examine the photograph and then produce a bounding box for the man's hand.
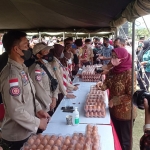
[50,98,57,110]
[141,62,147,66]
[99,56,105,60]
[102,69,109,75]
[36,110,50,120]
[39,118,48,130]
[109,99,113,108]
[73,85,78,91]
[66,94,76,99]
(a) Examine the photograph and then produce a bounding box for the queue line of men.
[0,30,78,150]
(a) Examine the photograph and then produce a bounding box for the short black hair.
[2,30,27,54]
[32,35,38,39]
[93,37,100,41]
[104,37,109,42]
[115,37,125,44]
[75,39,83,47]
[64,37,73,43]
[85,39,91,43]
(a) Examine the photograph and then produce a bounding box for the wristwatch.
[143,124,150,132]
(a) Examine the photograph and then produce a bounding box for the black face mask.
[42,52,53,62]
[103,43,107,47]
[21,50,32,61]
[114,45,120,48]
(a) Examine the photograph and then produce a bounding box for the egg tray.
[89,90,104,95]
[82,79,100,82]
[84,96,106,118]
[21,125,101,150]
[86,94,104,101]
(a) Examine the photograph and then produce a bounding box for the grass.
[133,109,144,150]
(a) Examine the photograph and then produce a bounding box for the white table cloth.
[50,81,110,124]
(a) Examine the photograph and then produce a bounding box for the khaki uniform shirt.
[0,58,41,141]
[29,61,59,112]
[50,57,67,96]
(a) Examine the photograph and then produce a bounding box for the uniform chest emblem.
[53,66,57,71]
[21,71,28,86]
[9,78,21,96]
[35,70,42,81]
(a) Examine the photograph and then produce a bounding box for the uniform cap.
[33,42,54,55]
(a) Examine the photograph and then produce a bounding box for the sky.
[135,14,150,29]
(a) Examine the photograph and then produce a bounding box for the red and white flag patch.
[9,78,21,96]
[9,78,19,87]
[35,70,41,74]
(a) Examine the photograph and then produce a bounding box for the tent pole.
[88,33,90,39]
[130,20,135,150]
[63,32,65,40]
[115,27,119,38]
[39,31,42,42]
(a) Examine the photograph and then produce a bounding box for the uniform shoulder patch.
[35,70,42,81]
[9,78,21,96]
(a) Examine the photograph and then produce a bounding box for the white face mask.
[86,44,91,48]
[42,59,48,64]
[60,52,64,58]
[67,58,72,64]
[33,39,39,44]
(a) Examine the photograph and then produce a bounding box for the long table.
[43,81,117,150]
[50,82,110,125]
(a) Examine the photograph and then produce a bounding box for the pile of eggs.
[85,124,101,150]
[84,86,106,118]
[82,65,102,82]
[22,125,101,150]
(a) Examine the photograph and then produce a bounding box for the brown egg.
[79,133,84,137]
[85,112,89,118]
[49,139,55,146]
[41,138,48,145]
[92,144,99,150]
[89,112,93,117]
[51,135,57,141]
[72,135,78,140]
[93,112,97,117]
[61,145,68,150]
[93,125,98,131]
[75,143,82,149]
[64,139,71,145]
[44,145,52,149]
[58,136,64,141]
[97,106,101,112]
[44,135,51,141]
[31,144,37,150]
[55,139,62,147]
[34,138,41,145]
[32,135,37,140]
[52,145,59,150]
[65,136,71,140]
[28,138,34,145]
[37,133,43,139]
[37,144,44,149]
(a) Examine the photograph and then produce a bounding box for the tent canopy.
[0,0,150,32]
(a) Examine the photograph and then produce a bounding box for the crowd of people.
[0,30,149,150]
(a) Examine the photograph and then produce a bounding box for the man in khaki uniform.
[29,43,59,114]
[0,30,49,150]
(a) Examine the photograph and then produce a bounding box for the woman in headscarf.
[97,48,137,150]
[140,40,150,91]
